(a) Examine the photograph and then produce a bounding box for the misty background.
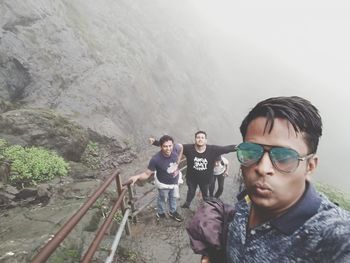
[1,0,349,193]
[188,0,350,193]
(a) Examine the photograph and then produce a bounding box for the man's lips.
[253,183,272,197]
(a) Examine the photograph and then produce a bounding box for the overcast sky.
[187,0,350,192]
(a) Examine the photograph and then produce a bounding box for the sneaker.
[168,211,183,222]
[156,213,166,219]
[181,203,190,209]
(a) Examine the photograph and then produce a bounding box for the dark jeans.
[209,173,225,198]
[184,178,210,206]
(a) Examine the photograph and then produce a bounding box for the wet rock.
[3,185,18,195]
[0,55,31,102]
[0,109,89,161]
[69,162,99,180]
[37,184,52,198]
[14,188,37,200]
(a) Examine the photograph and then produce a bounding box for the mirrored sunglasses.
[235,142,314,173]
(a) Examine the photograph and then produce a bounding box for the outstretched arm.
[128,169,154,185]
[149,137,160,146]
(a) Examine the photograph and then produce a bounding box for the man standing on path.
[129,135,184,222]
[150,131,236,209]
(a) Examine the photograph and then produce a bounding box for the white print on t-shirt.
[167,162,179,177]
[193,157,208,171]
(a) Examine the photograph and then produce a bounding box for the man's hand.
[128,175,140,185]
[128,170,153,185]
[149,138,155,145]
[201,255,211,263]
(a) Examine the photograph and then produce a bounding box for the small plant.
[315,182,350,211]
[81,141,101,169]
[0,139,69,184]
[113,210,123,224]
[122,136,134,147]
[118,247,141,263]
[49,244,81,263]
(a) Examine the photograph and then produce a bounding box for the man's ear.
[306,155,318,181]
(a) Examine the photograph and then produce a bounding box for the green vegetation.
[49,243,81,263]
[117,247,143,263]
[0,138,69,185]
[122,136,134,147]
[315,182,350,211]
[81,141,101,169]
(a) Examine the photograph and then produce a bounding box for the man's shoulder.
[310,201,350,261]
[306,196,350,236]
[183,144,194,150]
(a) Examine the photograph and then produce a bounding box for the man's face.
[161,140,174,157]
[241,117,317,214]
[195,133,207,147]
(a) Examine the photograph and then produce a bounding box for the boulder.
[0,109,89,161]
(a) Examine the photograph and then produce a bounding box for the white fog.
[187,0,350,192]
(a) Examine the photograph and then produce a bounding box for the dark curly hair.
[240,96,322,153]
[159,135,174,146]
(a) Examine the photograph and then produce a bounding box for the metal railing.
[31,158,187,262]
[31,170,128,263]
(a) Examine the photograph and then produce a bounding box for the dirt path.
[117,156,241,263]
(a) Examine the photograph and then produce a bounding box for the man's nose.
[255,152,274,175]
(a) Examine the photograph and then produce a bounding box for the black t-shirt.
[183,144,235,184]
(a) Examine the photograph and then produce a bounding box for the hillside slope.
[0,0,234,144]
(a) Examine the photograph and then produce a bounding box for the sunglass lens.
[237,142,263,166]
[270,147,299,173]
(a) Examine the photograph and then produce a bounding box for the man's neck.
[195,144,206,153]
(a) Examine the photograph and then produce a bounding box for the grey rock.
[36,184,52,198]
[14,188,37,200]
[3,185,19,195]
[0,109,89,161]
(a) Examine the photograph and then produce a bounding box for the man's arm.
[213,145,237,155]
[149,137,160,147]
[128,169,154,185]
[176,143,183,164]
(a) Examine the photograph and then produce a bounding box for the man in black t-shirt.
[151,131,236,208]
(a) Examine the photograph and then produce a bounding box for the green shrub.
[315,182,350,211]
[1,141,69,184]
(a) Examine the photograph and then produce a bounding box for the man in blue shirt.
[188,96,350,262]
[129,135,184,222]
[226,96,350,262]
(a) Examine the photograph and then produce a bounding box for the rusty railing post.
[127,184,136,223]
[116,173,130,235]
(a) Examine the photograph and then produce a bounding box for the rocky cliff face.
[0,0,233,145]
[0,2,236,261]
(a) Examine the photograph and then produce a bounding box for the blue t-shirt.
[147,143,181,185]
[227,183,350,262]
